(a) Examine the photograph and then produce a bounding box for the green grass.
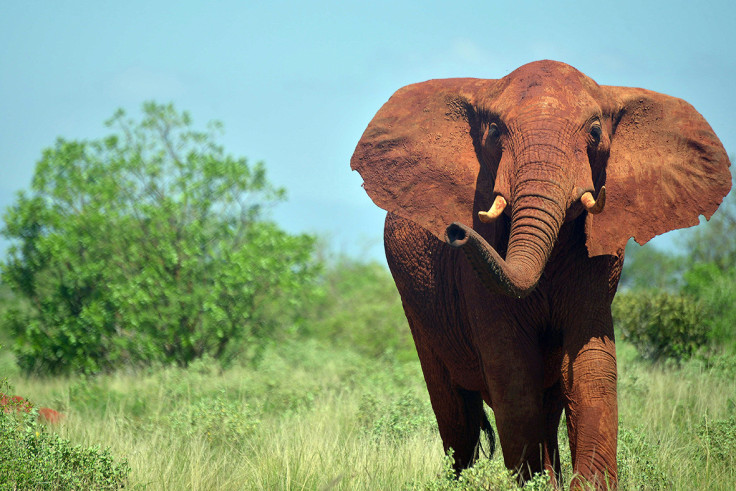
[615,342,736,488]
[5,339,736,489]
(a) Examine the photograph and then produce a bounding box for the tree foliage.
[619,240,685,292]
[681,262,736,352]
[1,102,319,374]
[615,168,736,360]
[613,291,708,362]
[681,175,736,272]
[303,257,414,360]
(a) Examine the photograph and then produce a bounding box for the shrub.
[1,103,319,375]
[682,263,736,352]
[422,450,550,490]
[166,391,260,447]
[304,258,415,360]
[359,392,436,442]
[697,415,736,464]
[617,423,670,489]
[613,291,709,363]
[0,382,129,490]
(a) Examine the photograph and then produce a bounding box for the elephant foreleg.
[562,333,618,489]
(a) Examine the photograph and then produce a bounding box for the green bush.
[1,103,319,375]
[359,391,436,442]
[166,390,260,447]
[617,423,670,489]
[697,415,736,464]
[613,291,709,363]
[682,263,736,351]
[304,258,415,360]
[422,450,551,490]
[0,383,129,490]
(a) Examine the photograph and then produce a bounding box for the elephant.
[350,60,731,488]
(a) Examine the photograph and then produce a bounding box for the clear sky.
[1,1,734,261]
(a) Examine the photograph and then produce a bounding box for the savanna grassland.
[3,324,736,490]
[1,105,734,489]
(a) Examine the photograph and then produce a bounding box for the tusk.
[478,195,507,223]
[581,186,606,214]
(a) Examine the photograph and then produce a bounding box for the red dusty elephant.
[351,60,731,488]
[1,393,64,425]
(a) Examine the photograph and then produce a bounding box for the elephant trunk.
[446,172,567,299]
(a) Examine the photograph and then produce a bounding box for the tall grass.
[6,338,736,489]
[8,341,441,489]
[615,342,736,488]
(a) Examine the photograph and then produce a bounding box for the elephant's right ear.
[351,78,496,240]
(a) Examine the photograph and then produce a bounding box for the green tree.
[678,169,736,350]
[615,165,736,359]
[681,262,736,351]
[304,256,415,360]
[1,102,319,374]
[619,239,685,292]
[613,291,708,362]
[681,171,736,272]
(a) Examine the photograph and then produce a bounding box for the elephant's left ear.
[351,78,496,241]
[586,86,732,257]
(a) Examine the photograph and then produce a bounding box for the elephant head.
[351,60,731,298]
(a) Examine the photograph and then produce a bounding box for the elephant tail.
[477,409,496,460]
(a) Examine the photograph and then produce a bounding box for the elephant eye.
[485,123,501,143]
[589,122,602,145]
[481,122,503,165]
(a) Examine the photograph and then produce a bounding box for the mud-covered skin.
[386,212,621,486]
[353,60,731,489]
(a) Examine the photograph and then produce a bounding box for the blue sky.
[1,1,734,261]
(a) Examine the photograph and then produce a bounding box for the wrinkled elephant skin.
[351,60,731,489]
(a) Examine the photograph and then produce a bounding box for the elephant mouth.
[445,221,536,299]
[445,186,606,299]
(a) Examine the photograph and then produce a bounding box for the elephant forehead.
[489,61,603,119]
[526,96,563,111]
[503,60,599,93]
